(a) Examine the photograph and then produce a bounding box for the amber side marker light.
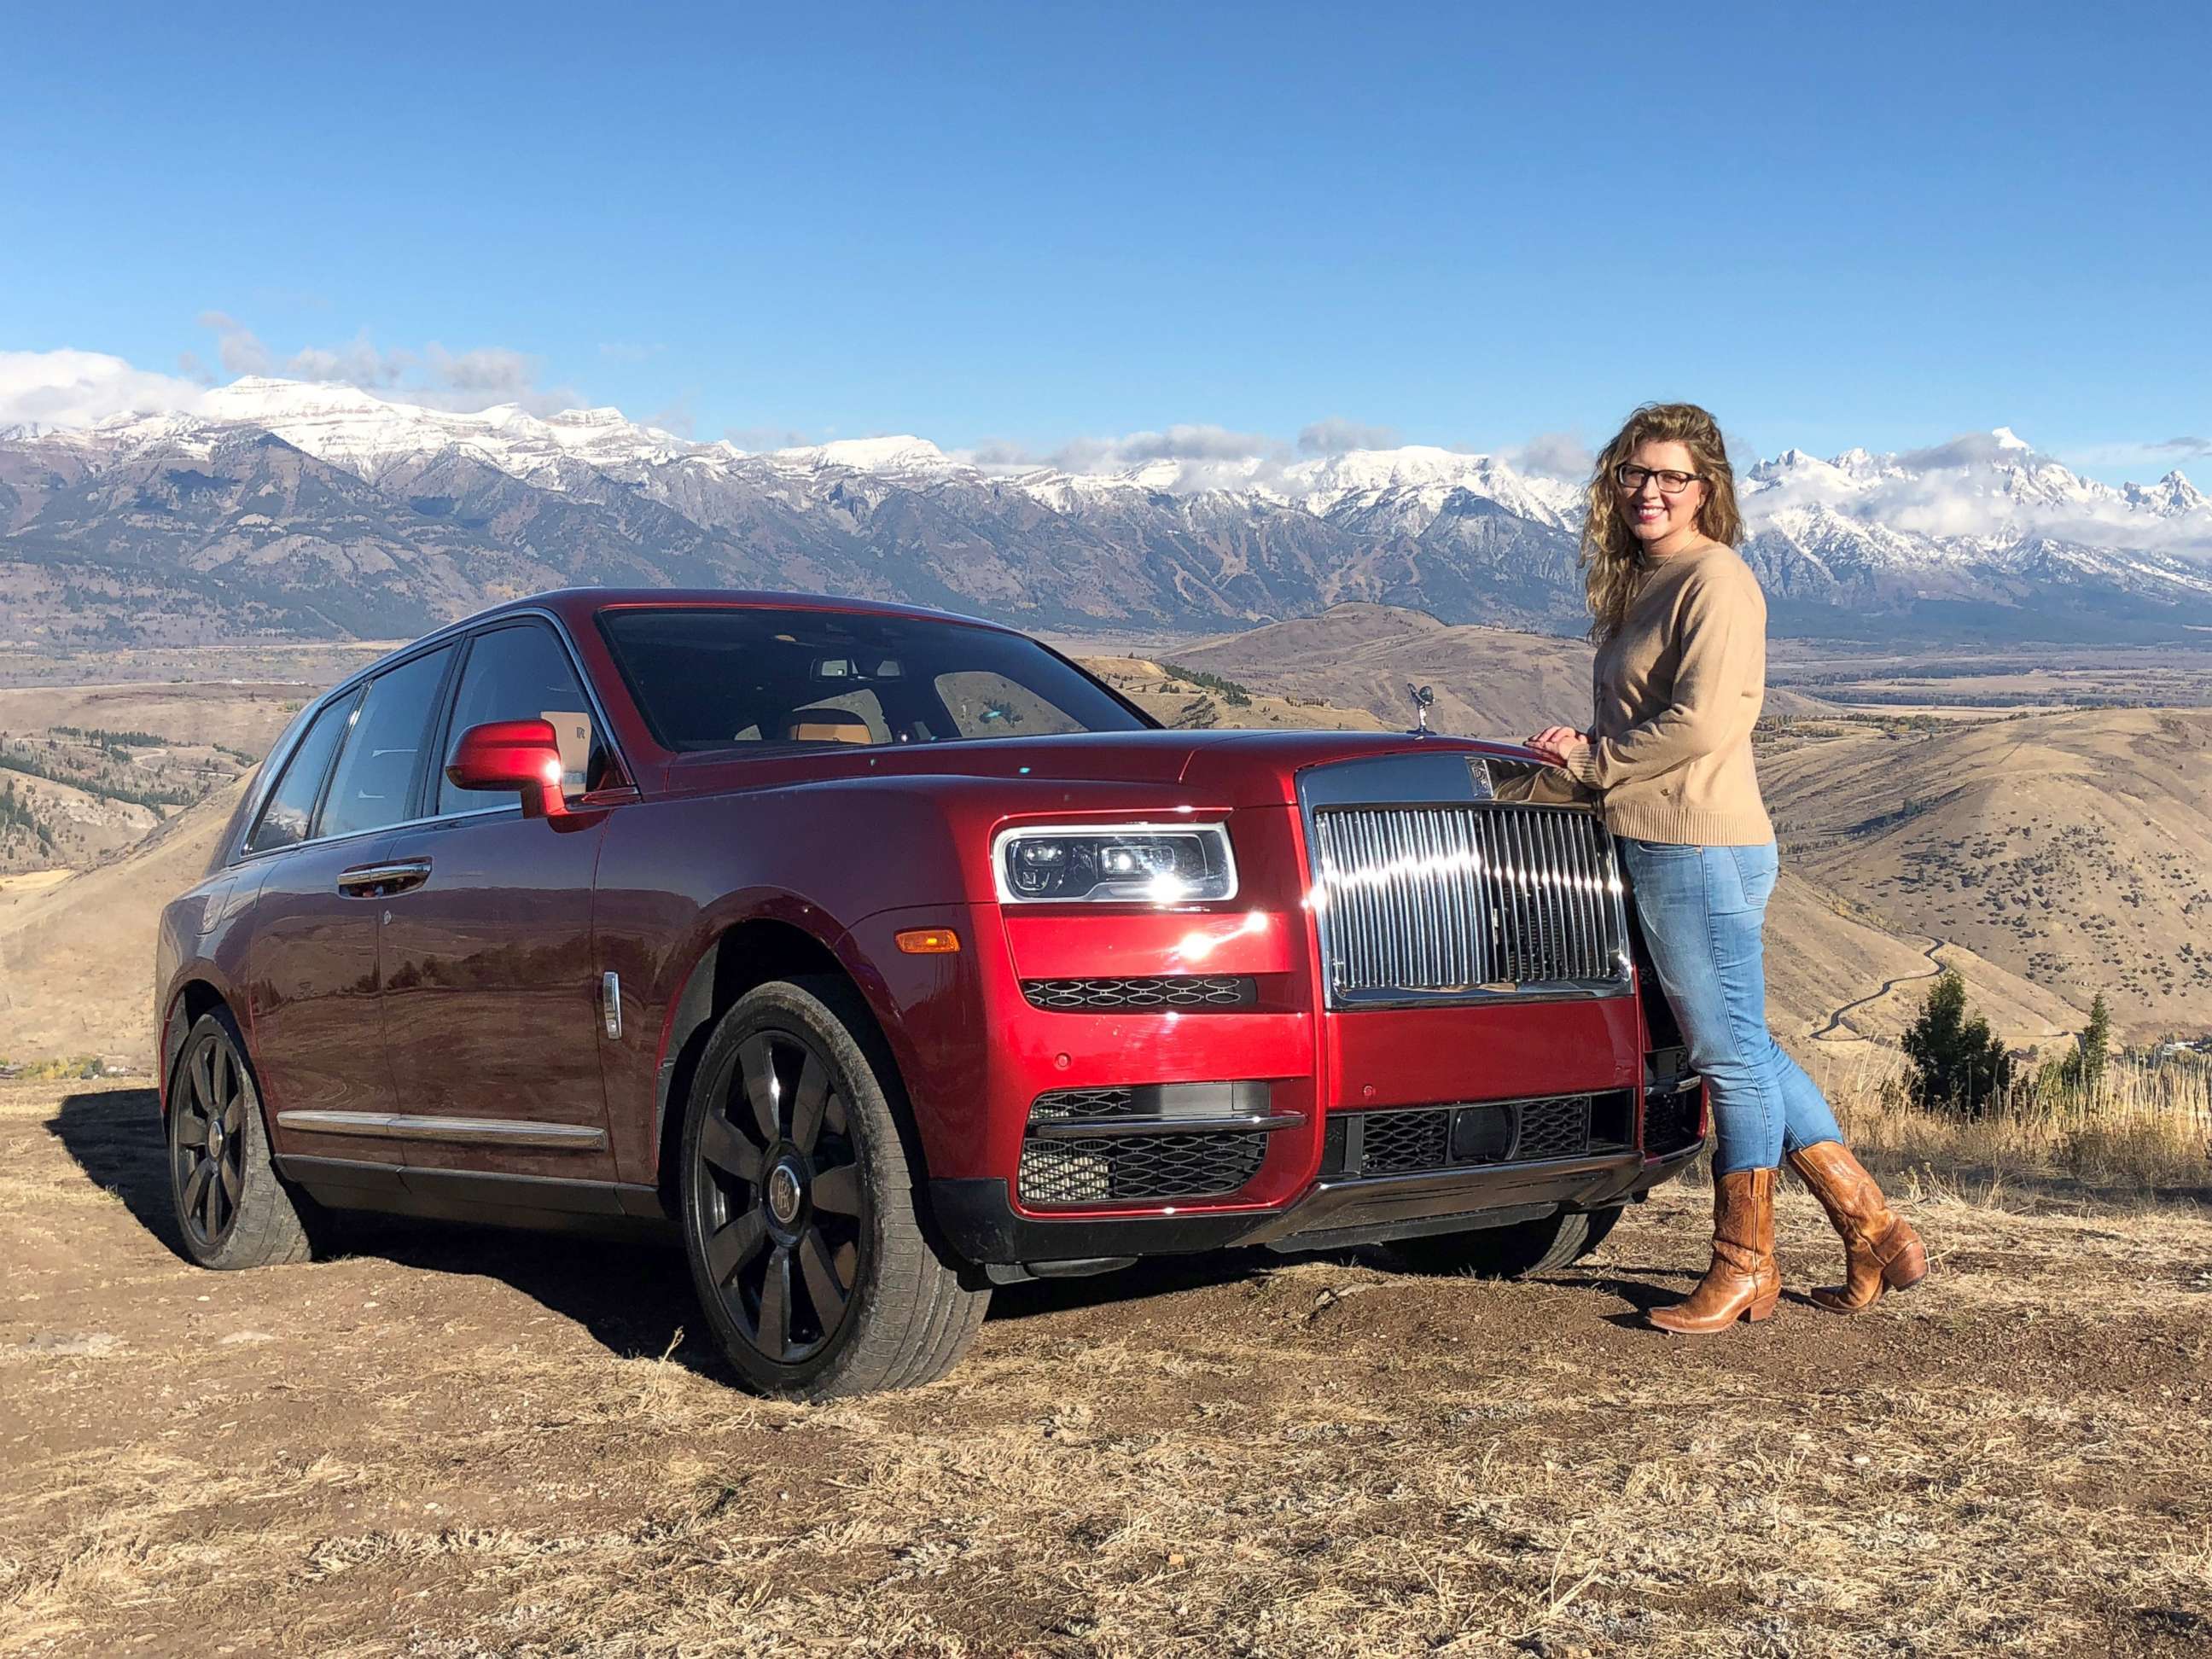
[894,928,962,955]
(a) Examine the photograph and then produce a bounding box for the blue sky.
[3,1,2206,480]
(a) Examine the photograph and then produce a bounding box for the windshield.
[597,607,1154,753]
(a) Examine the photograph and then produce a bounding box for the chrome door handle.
[335,858,433,898]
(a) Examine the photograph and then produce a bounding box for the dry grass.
[1815,1055,2212,1204]
[5,1079,2212,1656]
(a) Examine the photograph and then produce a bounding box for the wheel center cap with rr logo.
[766,1162,804,1225]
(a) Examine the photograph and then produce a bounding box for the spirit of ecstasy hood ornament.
[1407,683,1435,735]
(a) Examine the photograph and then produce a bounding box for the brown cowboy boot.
[1787,1141,1927,1313]
[1648,1167,1780,1334]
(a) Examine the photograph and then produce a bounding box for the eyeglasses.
[1614,463,1703,496]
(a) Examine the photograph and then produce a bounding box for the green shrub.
[1901,971,2013,1118]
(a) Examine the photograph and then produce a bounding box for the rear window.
[597,608,1150,753]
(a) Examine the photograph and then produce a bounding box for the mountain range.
[3,377,2209,647]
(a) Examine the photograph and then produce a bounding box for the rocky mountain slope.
[4,379,2209,648]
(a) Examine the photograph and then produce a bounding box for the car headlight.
[993,822,1237,905]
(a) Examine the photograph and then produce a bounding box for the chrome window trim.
[223,605,635,867]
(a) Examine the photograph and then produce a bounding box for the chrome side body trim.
[275,1110,608,1150]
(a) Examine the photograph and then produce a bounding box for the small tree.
[1901,970,2013,1118]
[2058,992,2110,1093]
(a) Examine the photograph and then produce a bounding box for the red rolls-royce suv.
[155,590,1703,1397]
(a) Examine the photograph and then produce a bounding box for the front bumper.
[929,1134,1704,1271]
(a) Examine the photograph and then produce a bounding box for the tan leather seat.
[784,708,875,745]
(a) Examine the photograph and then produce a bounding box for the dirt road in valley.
[5,1079,2210,1657]
[1810,932,1948,1045]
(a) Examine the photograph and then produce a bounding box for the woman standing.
[1528,402,1926,1334]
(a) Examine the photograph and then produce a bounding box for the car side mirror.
[445,719,573,820]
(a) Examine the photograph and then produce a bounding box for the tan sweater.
[1565,541,1774,847]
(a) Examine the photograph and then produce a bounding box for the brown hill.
[1079,657,1393,733]
[1764,869,2085,1087]
[1761,707,2212,1042]
[1171,602,1831,742]
[0,779,244,1066]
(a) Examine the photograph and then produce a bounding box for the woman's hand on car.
[1526,725,1592,772]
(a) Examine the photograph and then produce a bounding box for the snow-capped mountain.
[1,377,2207,646]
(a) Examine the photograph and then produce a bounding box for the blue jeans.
[1618,838,1844,1175]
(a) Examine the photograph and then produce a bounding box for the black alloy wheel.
[167,1010,318,1269]
[174,1030,247,1252]
[690,1025,864,1367]
[679,978,988,1399]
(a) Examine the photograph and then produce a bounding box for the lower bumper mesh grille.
[1642,1082,1703,1156]
[1333,1091,1629,1179]
[1022,975,1257,1011]
[1517,1093,1593,1161]
[1361,1109,1452,1176]
[1018,1133,1266,1206]
[1027,1086,1139,1121]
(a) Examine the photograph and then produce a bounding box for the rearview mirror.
[445,719,571,819]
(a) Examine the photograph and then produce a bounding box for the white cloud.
[643,394,696,438]
[422,344,536,397]
[722,422,812,452]
[285,329,413,389]
[2061,435,2212,474]
[1298,418,1400,455]
[1503,430,1592,480]
[195,311,271,375]
[1039,424,1284,492]
[0,348,208,426]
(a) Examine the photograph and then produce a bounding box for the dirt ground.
[5,1080,2210,1658]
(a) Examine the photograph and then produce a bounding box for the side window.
[320,646,456,841]
[243,694,358,854]
[933,671,1090,739]
[436,624,607,815]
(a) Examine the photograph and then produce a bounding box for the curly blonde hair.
[1581,402,1743,643]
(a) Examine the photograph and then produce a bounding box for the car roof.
[505,588,1019,634]
[308,588,1037,719]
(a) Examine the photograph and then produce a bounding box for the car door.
[247,643,457,1168]
[376,618,619,1183]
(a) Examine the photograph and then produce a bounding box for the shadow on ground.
[45,1086,1291,1383]
[55,1086,2046,1377]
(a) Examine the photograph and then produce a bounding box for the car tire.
[167,1009,318,1270]
[679,975,988,1400]
[1386,1205,1621,1280]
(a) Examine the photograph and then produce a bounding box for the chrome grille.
[1310,804,1627,1004]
